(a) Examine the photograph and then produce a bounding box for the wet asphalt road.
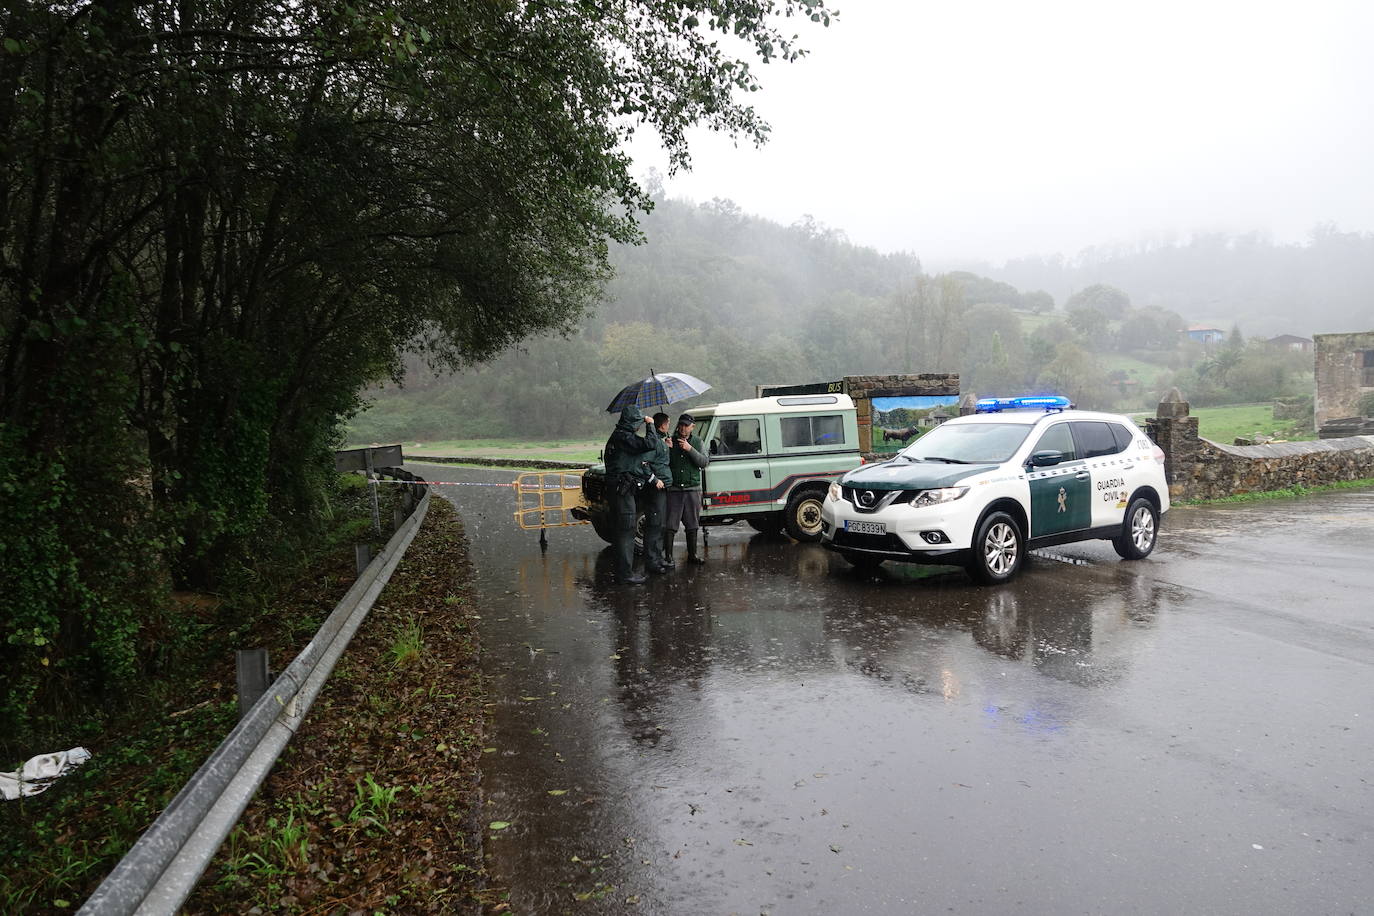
[411,463,1374,915]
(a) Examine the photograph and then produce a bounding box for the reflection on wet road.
[414,464,1374,914]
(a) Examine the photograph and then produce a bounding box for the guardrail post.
[355,543,371,574]
[393,506,405,530]
[236,650,271,720]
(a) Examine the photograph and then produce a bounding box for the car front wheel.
[967,511,1024,585]
[783,489,826,542]
[1113,497,1158,560]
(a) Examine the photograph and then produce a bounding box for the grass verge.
[377,438,603,465]
[1176,477,1374,505]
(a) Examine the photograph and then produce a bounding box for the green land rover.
[579,394,864,543]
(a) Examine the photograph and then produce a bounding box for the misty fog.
[636,0,1374,265]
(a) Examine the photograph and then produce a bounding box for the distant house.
[1267,334,1313,352]
[1186,325,1226,344]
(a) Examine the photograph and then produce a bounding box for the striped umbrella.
[605,371,712,413]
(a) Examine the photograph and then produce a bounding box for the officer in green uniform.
[603,405,656,584]
[640,412,674,573]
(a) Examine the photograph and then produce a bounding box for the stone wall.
[1314,330,1374,429]
[1145,390,1374,500]
[1272,396,1311,422]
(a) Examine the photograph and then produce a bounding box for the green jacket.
[666,431,708,490]
[645,425,672,487]
[604,406,655,483]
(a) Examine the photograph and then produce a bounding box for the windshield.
[897,422,1031,464]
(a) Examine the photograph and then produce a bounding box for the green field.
[1100,352,1170,385]
[1130,404,1316,444]
[1192,404,1316,443]
[374,437,604,464]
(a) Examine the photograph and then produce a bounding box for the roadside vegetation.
[1,0,835,755]
[0,476,412,913]
[185,499,489,914]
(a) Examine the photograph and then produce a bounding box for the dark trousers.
[639,486,666,568]
[665,489,703,531]
[612,482,639,580]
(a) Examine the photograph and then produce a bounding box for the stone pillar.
[958,392,978,417]
[1144,388,1199,500]
[852,389,872,454]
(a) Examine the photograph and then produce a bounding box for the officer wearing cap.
[662,412,709,565]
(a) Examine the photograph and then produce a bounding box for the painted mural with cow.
[871,395,961,453]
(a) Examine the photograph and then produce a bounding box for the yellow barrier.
[514,471,591,530]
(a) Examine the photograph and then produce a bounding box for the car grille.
[841,486,915,513]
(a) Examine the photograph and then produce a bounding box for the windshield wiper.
[923,456,970,464]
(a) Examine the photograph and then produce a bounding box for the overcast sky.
[629,0,1374,266]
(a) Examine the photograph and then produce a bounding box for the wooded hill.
[978,225,1374,339]
[349,195,1054,442]
[351,197,1355,443]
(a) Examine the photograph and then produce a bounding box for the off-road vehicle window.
[710,418,762,455]
[781,414,846,448]
[898,423,1030,464]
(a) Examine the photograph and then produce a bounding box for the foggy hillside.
[347,198,1364,443]
[962,225,1374,338]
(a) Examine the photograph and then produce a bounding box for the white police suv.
[820,396,1169,584]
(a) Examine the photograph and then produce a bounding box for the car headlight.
[828,481,842,501]
[912,487,969,507]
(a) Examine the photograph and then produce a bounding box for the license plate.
[844,519,886,535]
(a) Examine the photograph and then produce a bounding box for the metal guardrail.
[79,468,430,915]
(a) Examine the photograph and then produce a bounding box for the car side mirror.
[1028,450,1064,467]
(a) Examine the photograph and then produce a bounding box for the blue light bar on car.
[975,395,1071,413]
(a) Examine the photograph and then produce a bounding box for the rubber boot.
[662,532,676,568]
[686,529,706,564]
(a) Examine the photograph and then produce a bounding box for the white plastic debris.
[0,747,92,800]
